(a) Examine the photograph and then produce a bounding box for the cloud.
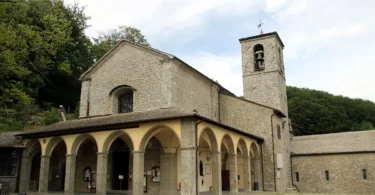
[64,0,375,102]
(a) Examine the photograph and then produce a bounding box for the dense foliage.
[0,0,148,132]
[287,86,375,135]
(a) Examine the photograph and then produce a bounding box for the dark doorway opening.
[29,152,41,191]
[49,141,66,191]
[222,170,230,191]
[110,138,130,190]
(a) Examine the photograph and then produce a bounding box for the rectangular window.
[325,170,329,181]
[295,172,299,182]
[0,149,19,176]
[277,125,281,140]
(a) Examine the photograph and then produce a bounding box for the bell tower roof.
[239,31,284,48]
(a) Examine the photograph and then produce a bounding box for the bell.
[256,51,263,60]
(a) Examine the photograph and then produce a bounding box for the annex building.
[0,32,374,195]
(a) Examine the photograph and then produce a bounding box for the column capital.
[97,152,108,155]
[41,155,50,158]
[66,154,77,157]
[180,146,196,151]
[132,150,145,154]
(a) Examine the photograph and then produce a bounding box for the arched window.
[109,85,134,114]
[325,170,329,181]
[253,44,265,70]
[363,169,367,180]
[199,160,204,176]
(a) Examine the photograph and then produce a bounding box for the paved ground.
[20,191,250,195]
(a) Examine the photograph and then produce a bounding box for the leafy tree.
[287,86,375,135]
[39,108,61,126]
[92,25,150,60]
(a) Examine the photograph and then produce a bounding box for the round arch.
[237,138,249,157]
[250,142,260,160]
[198,127,218,152]
[24,139,41,157]
[139,125,180,152]
[102,130,134,152]
[45,137,66,156]
[220,134,235,154]
[71,134,98,155]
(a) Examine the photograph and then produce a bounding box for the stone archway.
[220,134,236,193]
[48,140,67,192]
[139,125,180,195]
[198,127,221,195]
[250,142,261,191]
[237,138,250,191]
[72,134,98,193]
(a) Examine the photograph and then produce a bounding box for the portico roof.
[0,131,24,148]
[15,108,264,142]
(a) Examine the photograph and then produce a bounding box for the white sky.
[65,0,375,102]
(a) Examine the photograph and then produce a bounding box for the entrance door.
[112,151,129,190]
[222,170,230,191]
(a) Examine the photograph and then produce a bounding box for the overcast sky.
[64,0,375,102]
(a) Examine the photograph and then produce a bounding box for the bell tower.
[239,32,288,116]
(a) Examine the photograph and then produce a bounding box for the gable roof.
[79,39,235,96]
[15,108,264,142]
[0,131,24,148]
[292,130,375,155]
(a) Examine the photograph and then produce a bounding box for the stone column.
[18,154,29,192]
[132,151,144,195]
[211,152,222,195]
[254,159,262,191]
[160,150,177,195]
[180,118,198,195]
[64,154,76,195]
[228,154,238,194]
[96,152,108,195]
[243,157,251,191]
[39,155,50,193]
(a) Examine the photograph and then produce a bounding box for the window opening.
[277,125,281,140]
[254,44,265,70]
[325,170,329,181]
[363,169,367,180]
[119,91,133,113]
[295,172,299,182]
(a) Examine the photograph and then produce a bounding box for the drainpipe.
[270,113,277,191]
[195,119,203,195]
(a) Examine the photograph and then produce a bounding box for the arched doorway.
[220,134,235,192]
[250,143,261,191]
[48,141,67,191]
[73,135,98,193]
[102,131,134,193]
[237,138,250,192]
[139,125,180,195]
[27,140,41,192]
[198,128,219,194]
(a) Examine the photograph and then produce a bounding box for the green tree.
[92,25,150,60]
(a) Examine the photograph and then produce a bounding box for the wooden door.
[222,170,230,191]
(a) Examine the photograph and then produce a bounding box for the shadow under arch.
[45,137,66,156]
[250,142,260,160]
[198,127,218,152]
[221,134,235,154]
[237,138,249,157]
[139,124,181,151]
[102,130,134,152]
[71,134,98,155]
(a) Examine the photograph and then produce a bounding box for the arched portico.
[250,142,262,191]
[220,134,237,193]
[139,125,180,195]
[198,127,221,195]
[18,139,41,193]
[237,138,251,192]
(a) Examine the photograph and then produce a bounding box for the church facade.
[0,32,374,195]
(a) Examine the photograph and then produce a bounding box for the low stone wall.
[0,177,18,193]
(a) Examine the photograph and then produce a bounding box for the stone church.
[0,32,374,195]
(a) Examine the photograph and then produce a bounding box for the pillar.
[96,152,108,195]
[228,154,238,194]
[211,152,222,195]
[18,154,29,192]
[160,150,177,195]
[180,118,198,195]
[243,157,251,191]
[254,159,262,191]
[64,154,76,195]
[39,155,50,193]
[132,151,144,195]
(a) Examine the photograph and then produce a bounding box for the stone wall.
[79,41,170,117]
[292,153,375,194]
[0,177,17,193]
[171,60,220,121]
[219,94,290,191]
